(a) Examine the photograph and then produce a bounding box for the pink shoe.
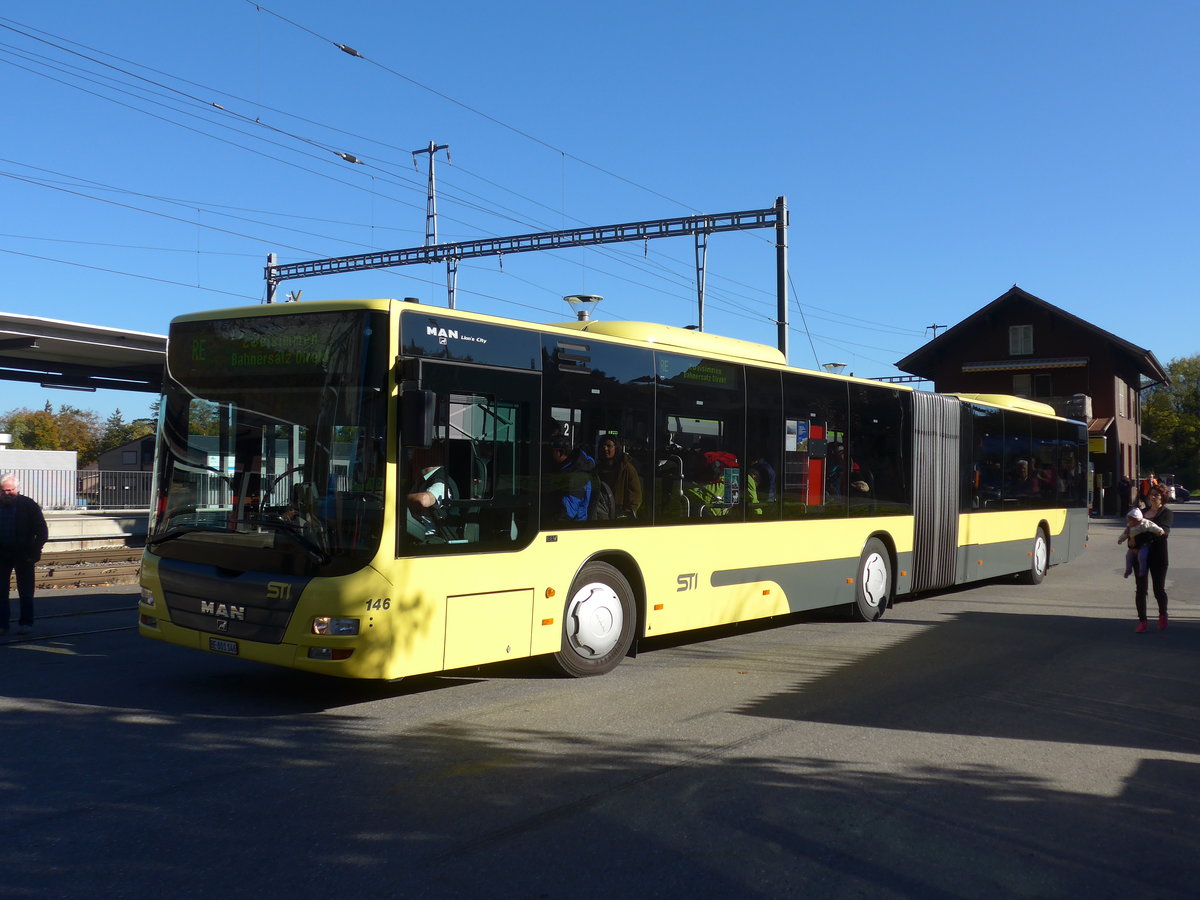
[1158,615,1168,631]
[1135,620,1148,633]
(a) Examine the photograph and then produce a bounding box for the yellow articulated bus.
[138,299,1088,680]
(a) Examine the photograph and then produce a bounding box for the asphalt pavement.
[1,507,1198,898]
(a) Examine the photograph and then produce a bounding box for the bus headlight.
[312,617,360,636]
[139,587,156,608]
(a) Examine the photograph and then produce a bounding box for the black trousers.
[1133,544,1169,621]
[1,554,37,628]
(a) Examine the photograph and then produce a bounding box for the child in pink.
[1118,507,1164,578]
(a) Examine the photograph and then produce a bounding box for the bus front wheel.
[551,562,636,677]
[852,538,891,622]
[1020,527,1049,585]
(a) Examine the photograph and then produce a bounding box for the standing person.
[1117,475,1134,513]
[1137,473,1158,507]
[0,474,49,635]
[1132,482,1173,633]
[595,435,642,518]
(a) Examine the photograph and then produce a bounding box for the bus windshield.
[147,309,389,577]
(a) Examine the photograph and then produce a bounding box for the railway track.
[0,547,142,644]
[34,546,143,590]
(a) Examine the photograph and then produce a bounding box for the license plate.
[209,637,239,655]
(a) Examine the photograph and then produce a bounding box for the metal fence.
[2,469,153,511]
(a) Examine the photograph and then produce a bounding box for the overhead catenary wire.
[0,11,900,371]
[243,1,701,215]
[0,247,259,300]
[0,34,735,322]
[1,16,761,307]
[0,233,260,257]
[0,15,603,234]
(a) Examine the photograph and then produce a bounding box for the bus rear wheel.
[851,538,891,622]
[551,562,636,677]
[1020,527,1049,585]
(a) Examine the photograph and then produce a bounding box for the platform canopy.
[0,311,165,394]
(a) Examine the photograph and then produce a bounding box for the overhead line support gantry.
[265,196,790,360]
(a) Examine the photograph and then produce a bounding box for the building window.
[1009,324,1033,356]
[122,451,137,465]
[1012,373,1051,399]
[1118,380,1129,418]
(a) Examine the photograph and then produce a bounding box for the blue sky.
[2,0,1196,418]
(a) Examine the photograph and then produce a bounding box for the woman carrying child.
[1118,507,1163,579]
[1129,483,1173,633]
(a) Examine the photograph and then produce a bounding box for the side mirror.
[401,390,436,449]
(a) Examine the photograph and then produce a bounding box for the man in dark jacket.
[1,474,49,635]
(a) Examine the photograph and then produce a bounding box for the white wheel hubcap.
[861,552,888,608]
[567,582,624,658]
[1033,536,1047,577]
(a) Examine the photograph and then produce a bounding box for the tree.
[1141,355,1200,486]
[55,405,102,462]
[1,404,101,456]
[95,408,155,459]
[2,405,59,450]
[187,399,221,436]
[0,403,144,466]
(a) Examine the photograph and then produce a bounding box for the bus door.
[398,361,541,670]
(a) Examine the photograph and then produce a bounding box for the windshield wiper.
[257,517,331,564]
[146,523,224,547]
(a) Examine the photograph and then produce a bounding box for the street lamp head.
[564,294,603,321]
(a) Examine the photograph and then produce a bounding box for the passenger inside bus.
[1036,451,1059,495]
[826,443,872,498]
[405,444,459,541]
[546,435,595,523]
[1005,459,1040,498]
[595,435,643,518]
[746,459,777,516]
[280,482,320,529]
[683,450,738,518]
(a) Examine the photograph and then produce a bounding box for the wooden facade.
[896,286,1167,515]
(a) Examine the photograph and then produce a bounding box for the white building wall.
[0,448,79,508]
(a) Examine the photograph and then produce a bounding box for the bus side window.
[783,372,848,519]
[656,452,688,520]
